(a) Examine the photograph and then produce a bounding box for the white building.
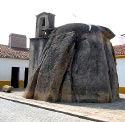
[0,34,29,89]
[119,34,125,45]
[114,44,125,93]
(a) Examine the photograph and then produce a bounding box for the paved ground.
[0,98,92,122]
[0,89,125,122]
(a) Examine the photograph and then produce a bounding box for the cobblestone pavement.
[0,98,92,122]
[0,89,125,122]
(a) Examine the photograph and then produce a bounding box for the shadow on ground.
[56,94,125,111]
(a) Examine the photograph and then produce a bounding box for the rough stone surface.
[9,33,27,48]
[24,23,119,103]
[2,85,13,92]
[29,38,48,77]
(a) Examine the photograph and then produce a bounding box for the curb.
[0,96,108,122]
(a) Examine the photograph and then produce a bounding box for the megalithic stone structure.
[24,12,119,103]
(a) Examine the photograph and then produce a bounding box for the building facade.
[119,34,125,45]
[114,44,125,93]
[0,34,29,89]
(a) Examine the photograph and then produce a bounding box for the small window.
[42,18,45,26]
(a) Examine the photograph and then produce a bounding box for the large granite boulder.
[24,23,119,103]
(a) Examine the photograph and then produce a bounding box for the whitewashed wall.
[0,58,29,81]
[0,57,124,88]
[119,35,125,45]
[116,58,125,87]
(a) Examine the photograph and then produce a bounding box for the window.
[42,18,45,26]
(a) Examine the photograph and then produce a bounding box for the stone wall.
[29,37,48,77]
[9,33,27,48]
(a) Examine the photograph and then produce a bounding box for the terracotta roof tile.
[1,44,124,59]
[0,44,29,60]
[113,44,125,56]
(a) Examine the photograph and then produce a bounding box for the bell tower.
[35,12,55,37]
[29,12,55,76]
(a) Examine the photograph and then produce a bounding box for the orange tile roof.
[113,44,125,56]
[0,44,29,60]
[1,44,124,60]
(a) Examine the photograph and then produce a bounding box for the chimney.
[9,33,27,48]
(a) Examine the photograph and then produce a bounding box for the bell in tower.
[35,12,55,38]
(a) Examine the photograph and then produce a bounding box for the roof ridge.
[113,44,125,47]
[0,44,29,60]
[0,44,9,46]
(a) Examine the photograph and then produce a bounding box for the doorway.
[11,67,19,88]
[24,68,29,88]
